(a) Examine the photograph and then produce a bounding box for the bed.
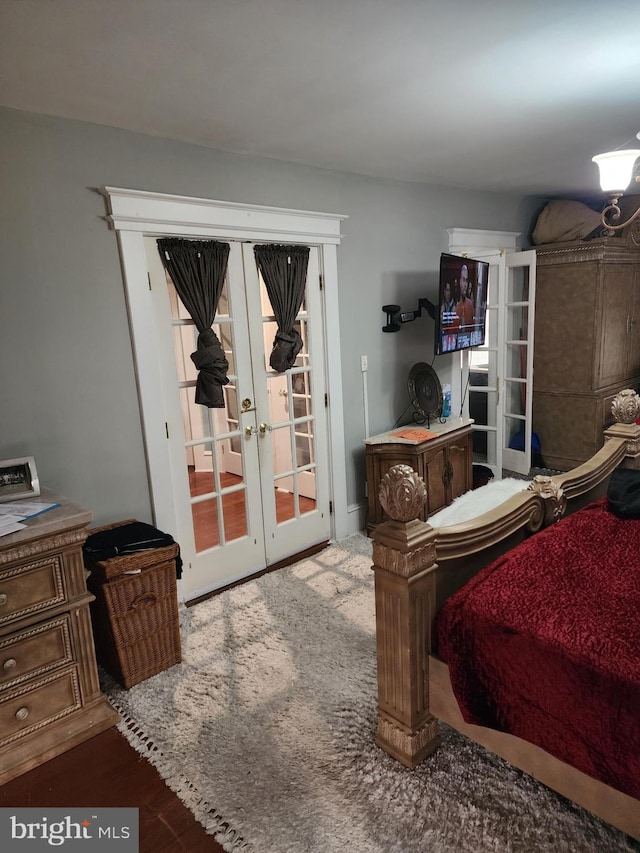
[371,389,640,840]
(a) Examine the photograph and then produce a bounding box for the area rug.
[103,535,639,853]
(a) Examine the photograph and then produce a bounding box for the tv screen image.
[435,253,489,356]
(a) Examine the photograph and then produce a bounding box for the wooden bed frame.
[371,390,640,840]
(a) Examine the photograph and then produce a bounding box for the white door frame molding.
[102,187,349,542]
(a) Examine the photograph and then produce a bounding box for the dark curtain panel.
[254,244,310,372]
[157,238,231,408]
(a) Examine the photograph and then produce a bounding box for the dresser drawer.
[0,668,81,747]
[0,616,73,690]
[0,555,66,628]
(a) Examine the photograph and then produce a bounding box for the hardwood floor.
[0,726,225,852]
[189,468,316,551]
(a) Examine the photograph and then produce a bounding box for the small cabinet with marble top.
[365,418,473,534]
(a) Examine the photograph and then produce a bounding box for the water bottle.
[442,384,452,419]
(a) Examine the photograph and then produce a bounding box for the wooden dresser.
[533,232,640,470]
[0,491,118,785]
[365,418,473,534]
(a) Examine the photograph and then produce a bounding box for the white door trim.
[102,187,349,545]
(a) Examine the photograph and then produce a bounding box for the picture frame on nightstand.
[0,456,41,502]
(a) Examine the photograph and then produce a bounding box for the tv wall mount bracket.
[382,298,436,332]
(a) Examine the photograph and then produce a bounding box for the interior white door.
[242,243,330,563]
[466,249,537,478]
[146,239,266,599]
[500,250,537,476]
[145,237,331,600]
[468,251,504,477]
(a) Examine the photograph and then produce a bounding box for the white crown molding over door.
[101,187,350,551]
[447,228,521,255]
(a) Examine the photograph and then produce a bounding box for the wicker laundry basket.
[85,519,182,688]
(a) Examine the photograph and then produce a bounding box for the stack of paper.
[0,514,26,537]
[0,500,60,538]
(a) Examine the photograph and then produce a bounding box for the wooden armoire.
[533,224,640,470]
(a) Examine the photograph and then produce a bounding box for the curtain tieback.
[191,330,229,407]
[270,328,303,372]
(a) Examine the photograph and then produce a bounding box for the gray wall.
[0,107,544,525]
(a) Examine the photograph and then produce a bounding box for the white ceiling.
[1,0,639,196]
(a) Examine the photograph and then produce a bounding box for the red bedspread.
[437,497,640,798]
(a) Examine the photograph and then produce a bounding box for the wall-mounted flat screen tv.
[434,252,489,355]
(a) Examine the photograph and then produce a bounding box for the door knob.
[245,425,256,437]
[259,422,272,435]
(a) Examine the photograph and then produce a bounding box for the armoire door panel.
[627,270,640,378]
[598,266,634,388]
[534,261,599,392]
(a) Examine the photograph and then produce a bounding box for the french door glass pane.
[504,414,525,451]
[267,373,290,425]
[179,388,210,441]
[294,319,308,365]
[271,424,293,476]
[274,478,296,523]
[473,388,499,466]
[505,342,527,379]
[172,324,198,382]
[221,486,248,544]
[506,305,529,341]
[507,267,530,303]
[505,378,526,418]
[296,433,313,467]
[191,498,220,552]
[189,442,215,494]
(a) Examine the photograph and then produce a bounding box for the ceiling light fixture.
[592,132,640,231]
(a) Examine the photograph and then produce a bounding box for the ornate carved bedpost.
[372,464,440,768]
[605,389,640,468]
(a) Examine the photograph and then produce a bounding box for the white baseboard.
[345,501,367,536]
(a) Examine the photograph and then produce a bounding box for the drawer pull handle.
[131,592,157,610]
[3,658,16,671]
[0,594,7,606]
[15,707,29,722]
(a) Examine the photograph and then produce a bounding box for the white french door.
[103,188,348,602]
[144,238,331,600]
[500,250,537,475]
[242,242,329,563]
[466,249,537,477]
[468,252,503,474]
